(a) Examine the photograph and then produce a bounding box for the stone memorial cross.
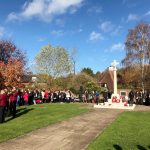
[111,60,119,95]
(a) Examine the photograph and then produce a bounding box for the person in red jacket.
[44,90,49,103]
[0,89,8,123]
[23,91,29,108]
[9,88,18,118]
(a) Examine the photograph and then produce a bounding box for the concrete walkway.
[1,105,149,150]
[0,107,123,150]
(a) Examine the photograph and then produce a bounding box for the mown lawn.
[0,103,89,143]
[87,111,150,150]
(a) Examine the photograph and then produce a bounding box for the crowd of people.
[0,87,74,123]
[81,90,111,104]
[0,87,150,124]
[81,89,150,106]
[128,90,150,106]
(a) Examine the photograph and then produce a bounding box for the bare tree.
[122,22,150,91]
[70,48,77,75]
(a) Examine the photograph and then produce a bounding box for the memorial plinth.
[94,95,136,110]
[94,60,135,110]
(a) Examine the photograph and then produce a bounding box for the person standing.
[103,84,108,102]
[41,89,45,103]
[95,91,100,105]
[9,88,18,118]
[145,90,150,106]
[85,90,88,103]
[66,90,71,103]
[128,90,134,106]
[28,90,34,105]
[16,89,21,106]
[23,91,29,108]
[103,91,108,102]
[44,90,49,103]
[0,89,8,123]
[33,90,38,105]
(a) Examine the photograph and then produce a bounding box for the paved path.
[134,105,150,112]
[0,107,123,150]
[0,105,149,150]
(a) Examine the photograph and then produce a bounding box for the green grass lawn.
[88,111,150,150]
[0,103,89,143]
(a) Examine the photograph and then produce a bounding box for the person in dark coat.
[0,89,8,123]
[28,90,34,105]
[9,88,18,118]
[95,91,100,105]
[145,90,150,106]
[128,90,134,106]
[53,91,58,103]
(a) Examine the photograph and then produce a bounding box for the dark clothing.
[28,92,34,105]
[0,107,5,123]
[145,92,150,106]
[0,93,7,123]
[129,91,134,99]
[128,91,134,105]
[8,92,17,118]
[9,101,16,118]
[53,93,58,102]
[61,92,66,102]
[95,92,100,105]
[103,92,108,102]
[37,92,42,100]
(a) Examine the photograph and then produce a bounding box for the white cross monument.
[94,59,135,109]
[111,60,119,95]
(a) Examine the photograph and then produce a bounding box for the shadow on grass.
[137,145,150,150]
[16,107,26,113]
[16,108,34,118]
[5,108,34,122]
[113,144,150,150]
[113,144,123,150]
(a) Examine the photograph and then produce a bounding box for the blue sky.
[0,0,150,73]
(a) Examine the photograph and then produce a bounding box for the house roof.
[21,75,33,83]
[99,69,114,92]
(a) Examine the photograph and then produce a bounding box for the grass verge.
[87,111,150,150]
[0,103,89,143]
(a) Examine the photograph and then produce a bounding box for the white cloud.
[0,26,12,38]
[111,43,124,52]
[51,30,64,37]
[0,26,5,37]
[69,4,82,14]
[122,0,138,8]
[100,21,114,32]
[87,6,102,14]
[89,31,104,41]
[69,7,78,14]
[7,0,84,22]
[67,28,83,35]
[99,22,122,36]
[7,12,19,22]
[127,14,138,22]
[144,11,150,16]
[55,18,65,27]
[104,43,124,53]
[111,26,123,36]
